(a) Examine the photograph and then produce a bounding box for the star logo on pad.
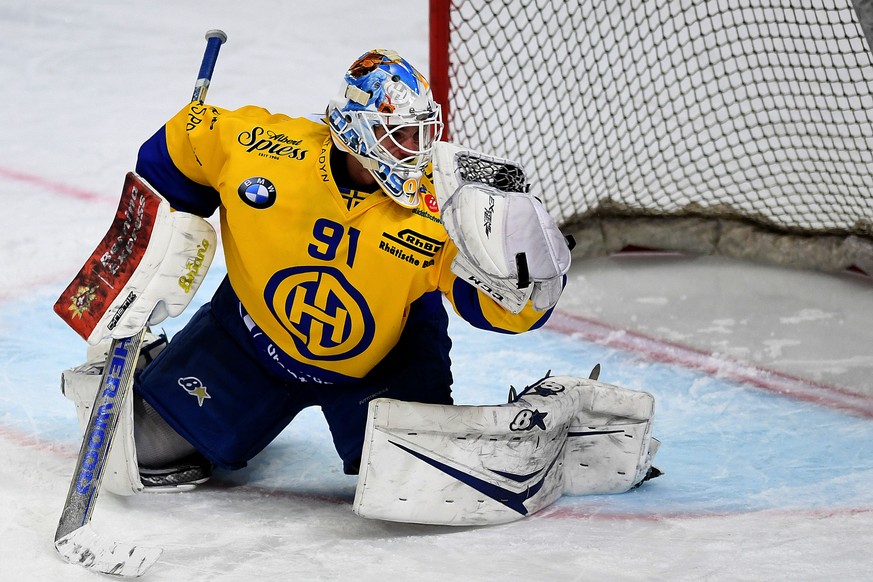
[178,376,211,407]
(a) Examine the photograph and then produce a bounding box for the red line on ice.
[546,310,873,419]
[0,164,105,201]
[538,504,873,521]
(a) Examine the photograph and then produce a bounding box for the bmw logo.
[238,177,277,209]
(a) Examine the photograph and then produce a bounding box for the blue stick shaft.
[191,29,227,103]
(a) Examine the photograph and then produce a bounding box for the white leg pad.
[59,335,163,496]
[562,379,658,495]
[353,375,592,526]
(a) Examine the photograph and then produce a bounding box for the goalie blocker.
[54,171,216,345]
[353,373,659,526]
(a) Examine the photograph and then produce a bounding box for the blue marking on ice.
[3,266,872,518]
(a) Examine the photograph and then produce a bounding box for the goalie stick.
[52,29,227,578]
[54,329,151,576]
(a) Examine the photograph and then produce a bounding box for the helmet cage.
[327,50,444,207]
[361,108,441,171]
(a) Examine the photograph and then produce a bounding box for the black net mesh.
[446,1,873,239]
[455,152,529,192]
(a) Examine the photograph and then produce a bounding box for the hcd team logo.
[178,376,211,407]
[238,177,277,209]
[264,266,375,361]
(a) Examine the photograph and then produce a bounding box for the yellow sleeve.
[437,241,552,334]
[162,103,227,186]
[163,103,278,187]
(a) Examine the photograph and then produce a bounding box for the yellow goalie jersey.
[148,102,552,382]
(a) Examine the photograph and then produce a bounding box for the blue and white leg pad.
[353,375,658,525]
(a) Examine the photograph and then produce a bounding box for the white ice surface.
[1,2,873,581]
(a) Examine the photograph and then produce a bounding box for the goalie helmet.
[327,49,444,208]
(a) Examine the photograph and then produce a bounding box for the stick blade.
[55,524,162,578]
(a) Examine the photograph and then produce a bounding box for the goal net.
[430,0,873,275]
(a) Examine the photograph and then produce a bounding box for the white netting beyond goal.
[438,0,873,273]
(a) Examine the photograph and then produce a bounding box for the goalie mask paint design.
[327,49,444,208]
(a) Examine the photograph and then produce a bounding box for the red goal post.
[429,0,873,276]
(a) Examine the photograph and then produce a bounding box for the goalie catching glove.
[432,142,573,314]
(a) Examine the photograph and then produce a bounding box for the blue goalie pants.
[134,277,454,474]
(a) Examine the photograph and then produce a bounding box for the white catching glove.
[432,142,572,314]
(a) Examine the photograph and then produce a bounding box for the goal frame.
[428,0,873,277]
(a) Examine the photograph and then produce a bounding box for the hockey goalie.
[58,48,660,530]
